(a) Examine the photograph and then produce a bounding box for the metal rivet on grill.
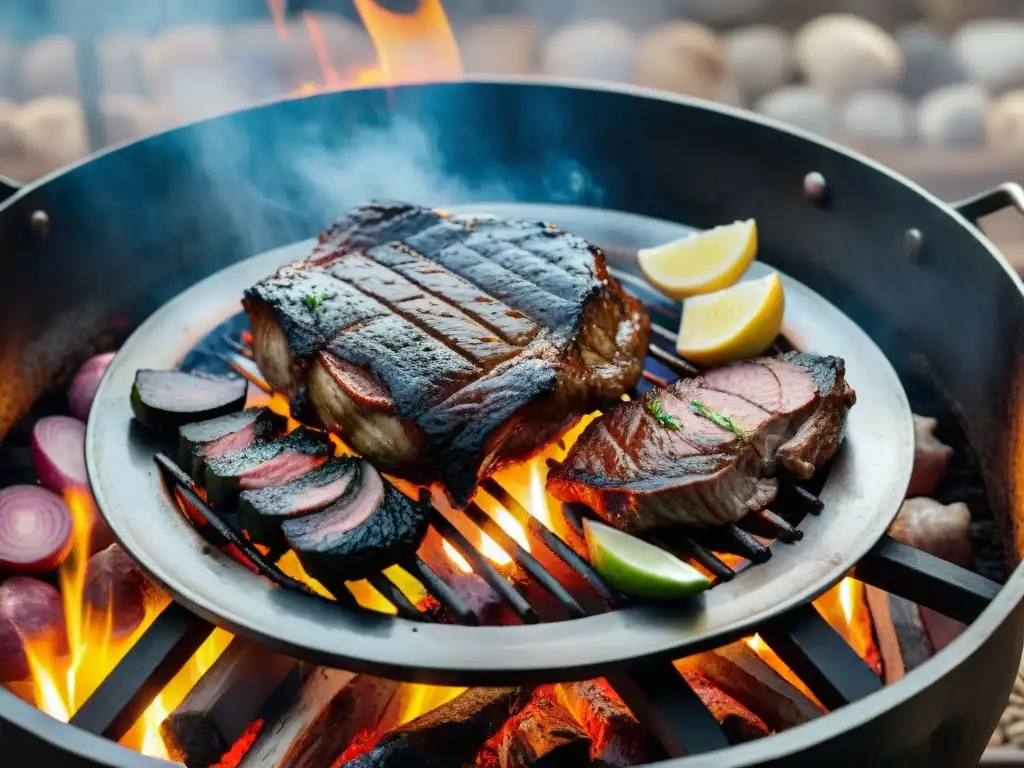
[29,210,50,237]
[803,172,828,206]
[905,228,923,260]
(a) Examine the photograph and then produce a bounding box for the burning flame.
[19,488,233,758]
[816,576,876,662]
[289,0,462,92]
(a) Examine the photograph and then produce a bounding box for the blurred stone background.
[1,0,1023,268]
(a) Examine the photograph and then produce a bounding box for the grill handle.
[952,182,1024,227]
[0,174,22,205]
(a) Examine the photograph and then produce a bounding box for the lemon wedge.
[677,272,785,366]
[637,220,758,299]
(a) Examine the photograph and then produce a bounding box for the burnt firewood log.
[499,696,591,768]
[340,687,530,768]
[555,680,648,767]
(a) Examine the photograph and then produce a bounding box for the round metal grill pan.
[87,204,913,685]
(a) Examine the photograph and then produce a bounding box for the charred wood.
[340,687,530,768]
[888,594,931,673]
[678,669,771,744]
[498,696,591,768]
[160,638,298,768]
[865,586,906,683]
[555,680,648,767]
[681,641,823,732]
[239,670,398,768]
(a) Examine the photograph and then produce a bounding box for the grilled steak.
[244,201,650,507]
[282,458,430,584]
[547,353,856,531]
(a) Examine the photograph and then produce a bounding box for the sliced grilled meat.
[547,353,855,531]
[244,201,649,507]
[202,427,332,507]
[237,457,357,546]
[178,407,286,480]
[282,459,430,584]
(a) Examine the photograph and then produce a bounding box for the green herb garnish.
[645,398,682,430]
[690,400,745,438]
[305,291,326,311]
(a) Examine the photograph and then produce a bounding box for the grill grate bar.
[428,510,539,624]
[609,661,729,757]
[776,482,824,516]
[722,524,771,563]
[216,352,272,393]
[760,603,882,710]
[462,502,587,619]
[482,478,620,605]
[404,556,480,625]
[70,603,214,740]
[221,333,253,358]
[365,573,425,621]
[651,531,736,582]
[647,343,700,377]
[153,454,329,598]
[854,536,1000,624]
[749,508,804,543]
[642,369,670,387]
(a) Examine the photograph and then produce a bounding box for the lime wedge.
[584,519,711,600]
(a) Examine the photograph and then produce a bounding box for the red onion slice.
[0,485,73,572]
[31,415,88,493]
[67,352,115,421]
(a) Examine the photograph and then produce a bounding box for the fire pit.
[0,77,1022,767]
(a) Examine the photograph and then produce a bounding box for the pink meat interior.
[287,470,355,515]
[202,423,258,460]
[239,451,327,491]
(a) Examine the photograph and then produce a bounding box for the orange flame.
[290,0,462,92]
[18,488,234,757]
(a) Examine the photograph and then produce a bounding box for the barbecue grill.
[1,78,1022,767]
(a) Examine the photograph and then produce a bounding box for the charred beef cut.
[237,457,357,546]
[202,427,332,507]
[547,353,856,531]
[178,407,286,480]
[244,202,650,507]
[282,458,430,584]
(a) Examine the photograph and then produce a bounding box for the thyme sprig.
[690,400,745,438]
[304,291,327,311]
[645,397,682,430]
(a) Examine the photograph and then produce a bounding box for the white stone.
[889,497,972,567]
[918,82,989,147]
[952,19,1024,92]
[632,22,727,101]
[100,95,166,145]
[794,14,903,96]
[842,89,916,145]
[724,25,793,103]
[459,16,541,76]
[19,35,77,99]
[896,25,965,101]
[541,19,636,83]
[9,95,88,175]
[0,99,16,154]
[986,90,1024,150]
[755,85,840,138]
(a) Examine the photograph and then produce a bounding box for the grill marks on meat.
[245,202,649,507]
[548,353,855,531]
